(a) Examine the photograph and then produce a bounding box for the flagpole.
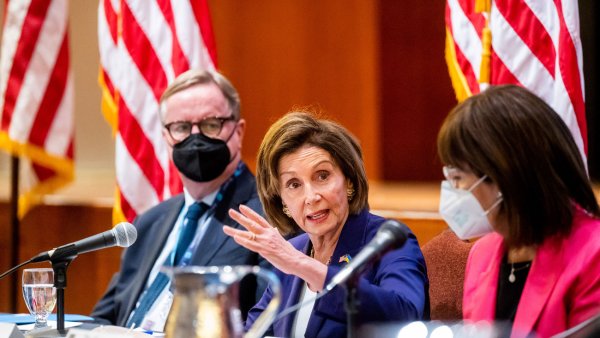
[476,0,492,91]
[9,155,20,312]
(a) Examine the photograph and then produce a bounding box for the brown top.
[421,229,474,320]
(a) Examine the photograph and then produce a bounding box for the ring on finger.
[249,232,256,241]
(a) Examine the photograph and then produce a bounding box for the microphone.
[325,219,409,291]
[30,222,137,263]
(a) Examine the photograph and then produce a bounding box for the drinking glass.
[22,268,57,329]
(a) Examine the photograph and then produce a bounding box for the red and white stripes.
[446,0,587,161]
[0,0,74,217]
[98,0,216,222]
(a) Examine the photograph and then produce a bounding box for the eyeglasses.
[443,165,487,191]
[442,166,456,181]
[164,116,236,142]
[443,166,459,189]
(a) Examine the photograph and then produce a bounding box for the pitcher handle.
[243,266,281,338]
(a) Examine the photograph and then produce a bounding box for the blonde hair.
[159,69,240,122]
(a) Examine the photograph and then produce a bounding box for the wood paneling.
[0,203,120,314]
[373,209,448,248]
[0,203,12,312]
[208,0,381,178]
[208,1,457,181]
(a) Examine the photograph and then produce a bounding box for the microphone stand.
[343,274,360,338]
[50,248,78,335]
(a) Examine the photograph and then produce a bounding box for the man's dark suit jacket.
[91,163,268,326]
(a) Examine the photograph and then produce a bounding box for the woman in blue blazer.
[224,111,429,337]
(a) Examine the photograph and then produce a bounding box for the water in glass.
[22,268,56,328]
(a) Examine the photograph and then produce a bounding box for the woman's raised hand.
[223,205,305,275]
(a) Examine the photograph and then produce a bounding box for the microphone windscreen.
[113,222,137,247]
[379,219,409,247]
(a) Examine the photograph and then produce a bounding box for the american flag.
[445,0,587,161]
[0,0,74,217]
[98,0,217,222]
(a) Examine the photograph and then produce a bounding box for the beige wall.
[69,1,114,173]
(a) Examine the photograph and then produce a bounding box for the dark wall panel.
[580,0,600,181]
[379,0,456,181]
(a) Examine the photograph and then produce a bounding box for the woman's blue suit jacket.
[246,209,430,337]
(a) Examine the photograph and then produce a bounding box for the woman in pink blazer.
[436,85,600,338]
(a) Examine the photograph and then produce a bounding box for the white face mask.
[439,175,503,240]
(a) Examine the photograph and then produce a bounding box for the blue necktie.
[127,202,208,328]
[174,202,208,265]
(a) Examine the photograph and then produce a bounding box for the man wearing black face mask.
[91,69,270,331]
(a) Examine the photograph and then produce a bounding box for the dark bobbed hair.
[159,69,240,122]
[257,111,369,235]
[437,84,599,247]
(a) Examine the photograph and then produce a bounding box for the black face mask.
[172,131,234,182]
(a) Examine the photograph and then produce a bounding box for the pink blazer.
[463,207,600,338]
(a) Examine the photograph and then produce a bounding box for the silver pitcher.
[164,265,280,338]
